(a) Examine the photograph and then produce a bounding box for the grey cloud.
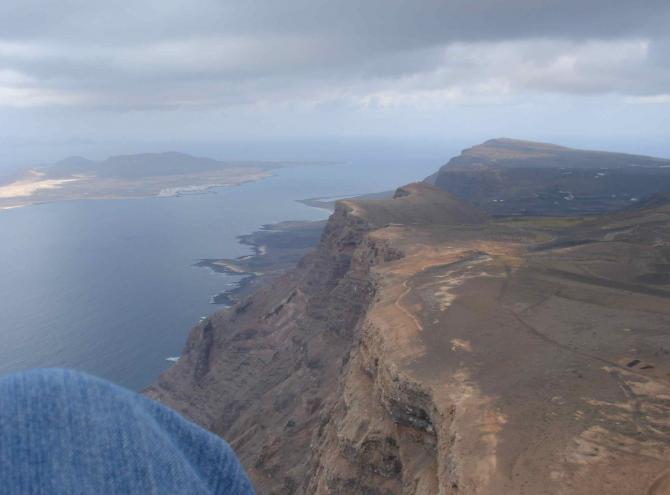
[0,1,668,110]
[2,1,668,42]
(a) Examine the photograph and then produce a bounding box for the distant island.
[0,151,329,210]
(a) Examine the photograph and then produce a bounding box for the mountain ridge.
[431,138,670,216]
[446,138,670,169]
[47,151,272,179]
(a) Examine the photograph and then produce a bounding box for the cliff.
[148,180,670,494]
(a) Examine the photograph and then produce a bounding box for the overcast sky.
[0,0,669,168]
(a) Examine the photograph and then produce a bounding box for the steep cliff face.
[147,184,481,493]
[148,181,670,494]
[146,188,408,493]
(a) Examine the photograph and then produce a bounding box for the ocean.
[0,155,446,390]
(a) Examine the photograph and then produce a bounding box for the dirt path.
[392,252,490,333]
[394,278,425,332]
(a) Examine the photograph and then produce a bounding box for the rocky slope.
[148,173,670,493]
[430,138,670,216]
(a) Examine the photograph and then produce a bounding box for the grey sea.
[0,151,447,390]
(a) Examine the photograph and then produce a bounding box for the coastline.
[297,190,394,211]
[0,169,274,212]
[0,158,341,213]
[195,220,327,305]
[206,190,394,306]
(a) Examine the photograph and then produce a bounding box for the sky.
[0,0,669,169]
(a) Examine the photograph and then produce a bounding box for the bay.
[0,153,446,390]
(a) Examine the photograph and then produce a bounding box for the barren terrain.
[148,178,670,494]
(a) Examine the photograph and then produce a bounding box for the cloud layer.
[1,0,668,109]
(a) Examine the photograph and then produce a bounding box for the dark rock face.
[146,201,397,492]
[432,138,670,216]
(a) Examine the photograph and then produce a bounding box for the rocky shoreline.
[195,219,327,305]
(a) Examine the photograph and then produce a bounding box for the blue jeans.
[0,369,255,494]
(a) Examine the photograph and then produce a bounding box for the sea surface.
[0,156,445,390]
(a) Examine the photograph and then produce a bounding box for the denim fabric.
[0,369,255,494]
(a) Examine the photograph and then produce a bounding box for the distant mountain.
[430,138,670,216]
[443,138,668,170]
[47,151,259,179]
[50,156,97,176]
[96,152,236,178]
